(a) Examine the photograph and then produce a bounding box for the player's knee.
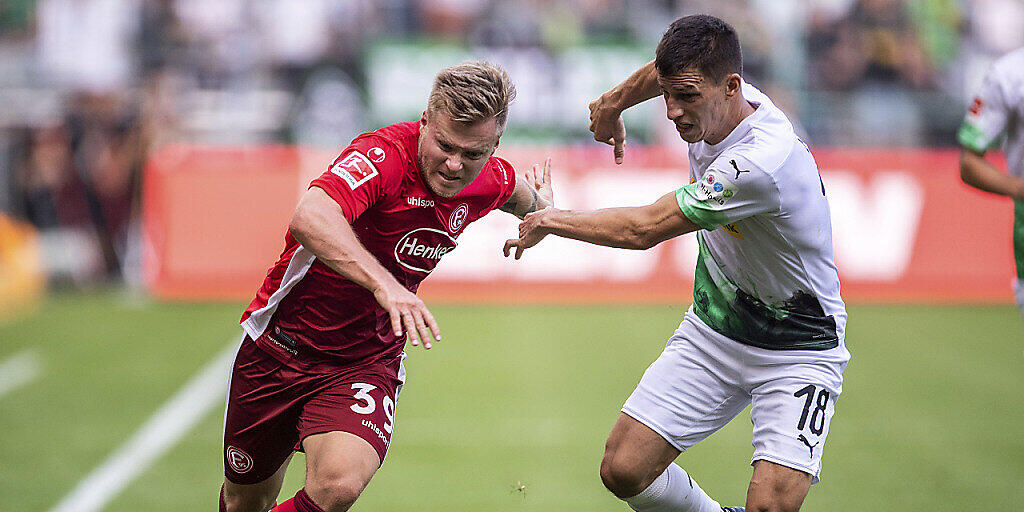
[221,484,276,512]
[745,501,801,512]
[306,475,366,512]
[599,451,647,499]
[746,477,805,512]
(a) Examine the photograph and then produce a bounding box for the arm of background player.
[499,157,554,218]
[503,191,700,259]
[289,186,441,347]
[959,148,1024,199]
[588,60,662,164]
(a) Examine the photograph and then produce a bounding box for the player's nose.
[445,156,462,173]
[665,102,684,121]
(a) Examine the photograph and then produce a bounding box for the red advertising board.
[142,145,1014,303]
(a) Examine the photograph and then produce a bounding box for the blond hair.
[427,61,516,132]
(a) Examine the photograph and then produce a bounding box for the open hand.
[373,281,440,349]
[527,157,554,207]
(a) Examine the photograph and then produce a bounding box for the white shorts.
[621,310,850,484]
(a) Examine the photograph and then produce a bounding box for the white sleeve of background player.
[675,154,781,231]
[958,71,1009,153]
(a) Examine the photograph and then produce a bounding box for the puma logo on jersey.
[797,434,820,458]
[730,159,749,180]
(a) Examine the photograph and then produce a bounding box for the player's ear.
[420,110,428,127]
[724,73,742,97]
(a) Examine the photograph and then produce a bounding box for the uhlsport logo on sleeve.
[330,151,379,190]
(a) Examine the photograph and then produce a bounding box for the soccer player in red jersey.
[219,62,552,512]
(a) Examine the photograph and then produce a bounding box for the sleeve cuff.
[675,186,720,231]
[309,180,358,222]
[957,123,993,154]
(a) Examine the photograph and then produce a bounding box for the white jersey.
[958,47,1024,178]
[675,82,846,351]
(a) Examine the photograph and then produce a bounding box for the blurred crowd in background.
[0,0,1021,289]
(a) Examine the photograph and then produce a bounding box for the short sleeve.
[485,156,518,212]
[675,154,780,231]
[310,137,401,222]
[958,71,1009,154]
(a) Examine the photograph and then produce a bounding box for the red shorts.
[222,336,405,485]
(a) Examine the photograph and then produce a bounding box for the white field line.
[0,349,42,399]
[49,338,240,512]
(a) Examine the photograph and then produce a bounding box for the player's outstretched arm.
[959,148,1024,199]
[589,60,661,164]
[289,187,441,348]
[500,157,554,218]
[503,191,700,259]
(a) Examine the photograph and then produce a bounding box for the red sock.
[271,489,323,512]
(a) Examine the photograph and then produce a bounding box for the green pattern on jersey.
[676,184,728,231]
[692,233,839,350]
[1015,199,1024,279]
[957,122,991,153]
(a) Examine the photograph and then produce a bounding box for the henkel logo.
[406,197,435,208]
[394,228,457,273]
[449,203,469,232]
[226,446,254,474]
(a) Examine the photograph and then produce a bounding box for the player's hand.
[373,281,441,349]
[503,208,555,260]
[589,95,626,164]
[527,156,554,207]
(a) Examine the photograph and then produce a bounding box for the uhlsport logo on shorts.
[449,203,469,232]
[394,228,457,273]
[226,446,254,474]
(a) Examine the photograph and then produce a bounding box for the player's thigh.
[222,454,293,511]
[745,459,812,512]
[223,339,306,486]
[748,365,844,484]
[302,430,382,506]
[620,315,750,453]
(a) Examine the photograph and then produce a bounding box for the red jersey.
[241,121,516,371]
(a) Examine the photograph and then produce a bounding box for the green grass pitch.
[1,293,1022,511]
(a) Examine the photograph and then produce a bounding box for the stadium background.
[0,1,1021,511]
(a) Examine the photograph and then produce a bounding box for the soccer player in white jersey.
[504,15,849,512]
[958,47,1024,320]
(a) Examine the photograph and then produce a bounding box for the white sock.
[624,463,722,512]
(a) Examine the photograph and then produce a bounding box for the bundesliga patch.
[330,151,379,190]
[693,170,737,207]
